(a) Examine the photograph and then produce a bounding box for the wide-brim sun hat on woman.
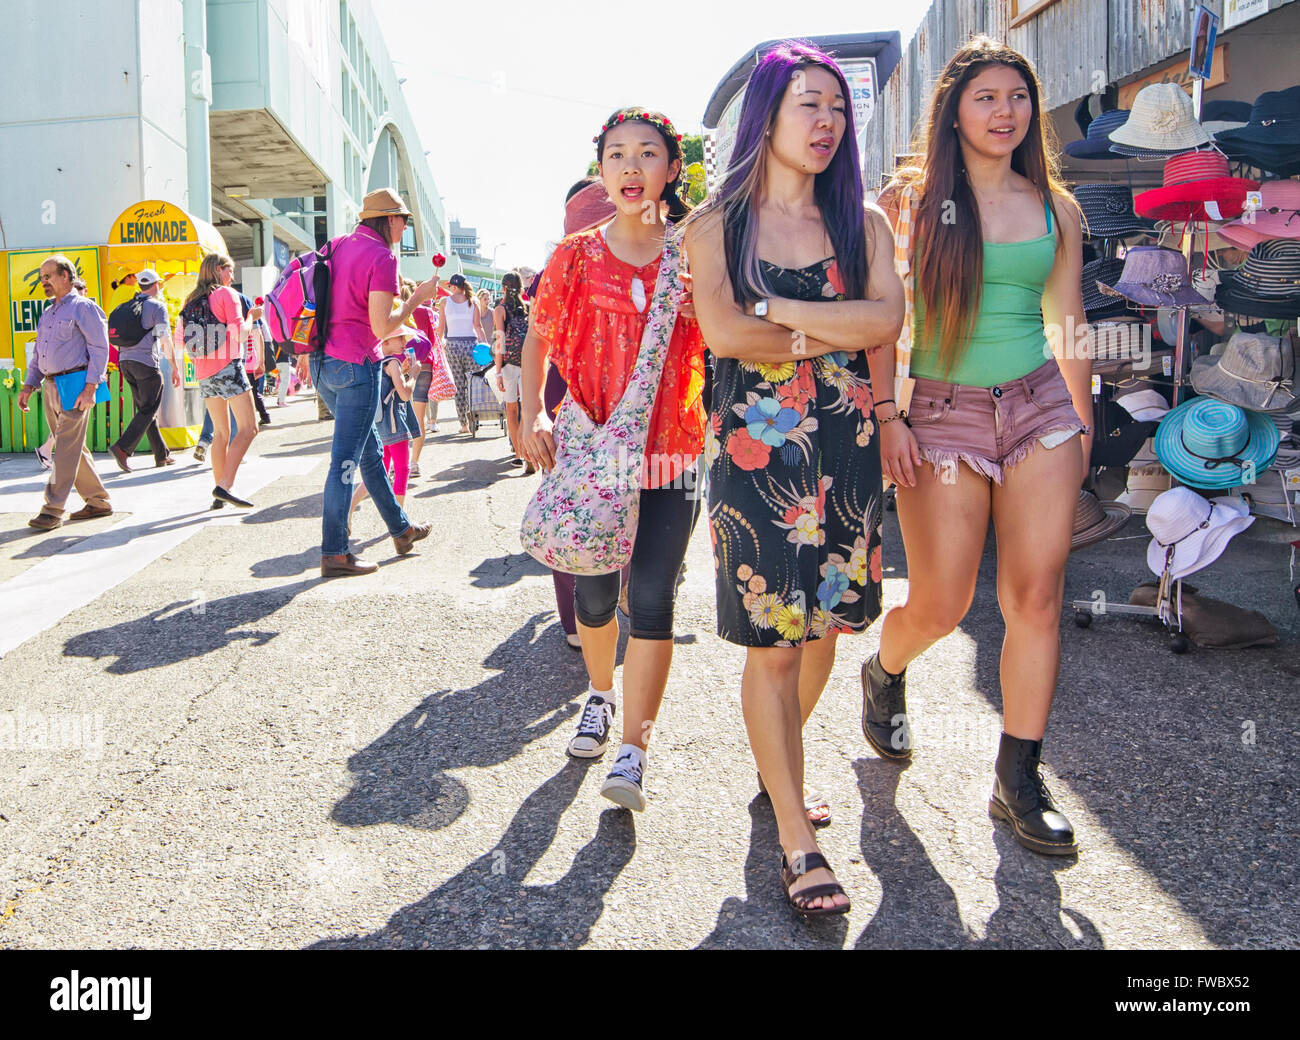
[1218,179,1300,249]
[1145,486,1254,581]
[359,187,412,219]
[1154,395,1281,490]
[1074,183,1157,240]
[1064,109,1132,160]
[1096,246,1209,307]
[1190,331,1296,412]
[1133,150,1260,223]
[1071,490,1131,551]
[1109,83,1211,158]
[1215,239,1300,318]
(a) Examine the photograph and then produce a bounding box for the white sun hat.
[1146,486,1254,580]
[1116,388,1170,422]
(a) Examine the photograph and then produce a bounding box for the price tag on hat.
[1091,374,1101,396]
[1162,355,1173,376]
[1244,191,1262,212]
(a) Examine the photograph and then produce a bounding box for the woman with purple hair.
[686,42,907,918]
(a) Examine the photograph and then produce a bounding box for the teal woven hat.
[1154,396,1280,490]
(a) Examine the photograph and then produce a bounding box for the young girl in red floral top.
[521,107,705,813]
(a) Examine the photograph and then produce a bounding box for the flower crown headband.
[593,111,683,147]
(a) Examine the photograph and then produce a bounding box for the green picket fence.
[0,369,149,454]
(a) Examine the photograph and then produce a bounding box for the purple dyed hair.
[690,41,867,304]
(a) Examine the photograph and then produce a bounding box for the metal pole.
[1172,77,1205,408]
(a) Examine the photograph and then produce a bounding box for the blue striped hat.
[1153,396,1280,490]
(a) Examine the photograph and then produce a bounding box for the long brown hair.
[183,252,233,310]
[888,36,1072,376]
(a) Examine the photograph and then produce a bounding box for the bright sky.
[372,0,933,272]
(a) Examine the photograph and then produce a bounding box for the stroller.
[467,365,507,438]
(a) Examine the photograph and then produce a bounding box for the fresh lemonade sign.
[6,247,102,372]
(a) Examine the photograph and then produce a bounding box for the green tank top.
[911,197,1057,387]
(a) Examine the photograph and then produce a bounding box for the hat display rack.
[1069,73,1300,652]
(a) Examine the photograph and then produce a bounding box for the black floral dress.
[707,257,884,647]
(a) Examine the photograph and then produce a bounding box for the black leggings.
[574,483,699,641]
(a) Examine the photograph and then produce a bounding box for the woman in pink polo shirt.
[306,188,441,578]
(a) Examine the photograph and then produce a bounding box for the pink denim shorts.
[906,359,1084,484]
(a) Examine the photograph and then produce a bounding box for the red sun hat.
[1134,150,1260,223]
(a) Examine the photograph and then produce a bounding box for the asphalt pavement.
[0,395,1295,949]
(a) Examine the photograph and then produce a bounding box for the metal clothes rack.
[1070,78,1208,653]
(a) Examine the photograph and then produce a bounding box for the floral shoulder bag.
[519,231,682,575]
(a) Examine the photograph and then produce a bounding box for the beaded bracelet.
[878,410,909,426]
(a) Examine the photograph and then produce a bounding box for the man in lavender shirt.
[18,255,113,530]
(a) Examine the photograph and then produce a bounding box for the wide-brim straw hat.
[1154,396,1281,491]
[359,187,413,220]
[1145,487,1254,581]
[1117,463,1171,515]
[1109,83,1211,155]
[1071,490,1131,551]
[1190,331,1296,411]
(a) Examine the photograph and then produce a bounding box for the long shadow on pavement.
[963,523,1300,948]
[329,612,588,832]
[468,551,550,589]
[10,510,220,559]
[851,758,976,949]
[695,795,849,949]
[62,578,318,673]
[411,458,516,500]
[310,761,635,949]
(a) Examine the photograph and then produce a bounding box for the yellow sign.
[105,199,226,264]
[1119,44,1230,108]
[5,247,103,373]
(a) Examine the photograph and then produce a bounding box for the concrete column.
[252,218,274,267]
[183,0,212,220]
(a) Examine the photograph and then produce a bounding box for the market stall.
[102,200,231,449]
[1060,53,1299,650]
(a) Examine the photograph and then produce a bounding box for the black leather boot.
[989,733,1078,856]
[860,653,912,760]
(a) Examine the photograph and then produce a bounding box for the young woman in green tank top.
[864,37,1093,857]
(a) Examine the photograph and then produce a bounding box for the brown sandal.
[780,851,850,918]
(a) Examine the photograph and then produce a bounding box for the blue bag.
[53,370,111,411]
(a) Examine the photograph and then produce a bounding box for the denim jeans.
[311,353,411,557]
[198,405,238,447]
